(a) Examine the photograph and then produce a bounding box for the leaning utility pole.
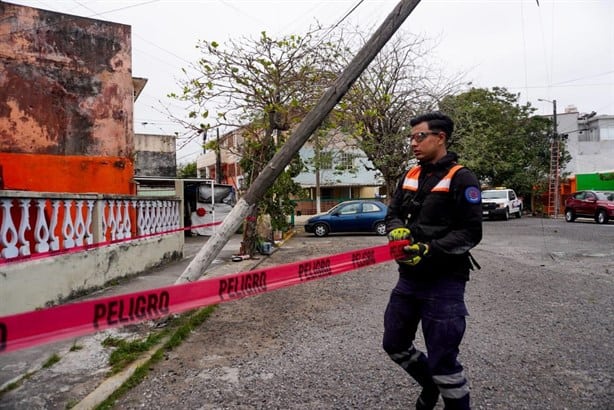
[176,0,422,284]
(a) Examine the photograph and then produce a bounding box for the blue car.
[304,200,388,237]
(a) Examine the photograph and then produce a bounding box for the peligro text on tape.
[218,271,268,301]
[0,241,408,354]
[93,290,171,329]
[298,257,332,281]
[0,323,6,352]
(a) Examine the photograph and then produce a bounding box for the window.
[319,151,333,169]
[601,126,614,141]
[362,203,382,213]
[579,128,600,142]
[338,152,356,170]
[225,134,234,148]
[339,203,360,215]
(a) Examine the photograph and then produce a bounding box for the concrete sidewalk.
[0,226,305,409]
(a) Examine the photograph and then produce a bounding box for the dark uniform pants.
[383,276,471,409]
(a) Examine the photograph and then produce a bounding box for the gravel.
[111,218,614,410]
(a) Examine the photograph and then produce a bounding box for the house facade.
[292,132,384,214]
[0,3,136,194]
[549,107,614,193]
[196,128,244,189]
[196,128,384,215]
[134,132,177,177]
[0,4,183,315]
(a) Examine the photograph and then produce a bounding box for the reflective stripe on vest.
[402,164,464,192]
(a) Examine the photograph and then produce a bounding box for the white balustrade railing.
[0,191,181,261]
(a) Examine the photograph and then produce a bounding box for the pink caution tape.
[0,241,408,354]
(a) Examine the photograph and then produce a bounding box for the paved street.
[1,217,613,409]
[112,217,613,409]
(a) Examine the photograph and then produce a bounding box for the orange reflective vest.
[402,164,464,193]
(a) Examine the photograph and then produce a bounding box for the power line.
[552,70,614,86]
[321,0,366,40]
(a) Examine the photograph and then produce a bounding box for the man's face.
[409,121,445,163]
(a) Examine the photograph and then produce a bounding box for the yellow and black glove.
[387,227,411,242]
[400,242,430,266]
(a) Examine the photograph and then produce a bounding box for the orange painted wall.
[0,153,135,194]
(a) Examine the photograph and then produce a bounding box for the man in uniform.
[383,112,482,410]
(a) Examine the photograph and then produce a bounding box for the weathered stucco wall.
[134,133,177,177]
[0,233,183,316]
[0,3,135,194]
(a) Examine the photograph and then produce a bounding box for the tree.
[333,29,467,198]
[177,161,197,178]
[169,30,336,256]
[439,87,567,207]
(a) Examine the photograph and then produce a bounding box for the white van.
[184,181,236,236]
[135,177,236,236]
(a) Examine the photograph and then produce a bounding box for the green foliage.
[439,87,563,201]
[239,127,304,232]
[102,333,165,375]
[177,161,197,178]
[172,27,336,255]
[95,307,217,410]
[330,30,467,197]
[42,353,61,369]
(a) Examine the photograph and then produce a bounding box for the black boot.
[442,393,470,410]
[416,386,439,410]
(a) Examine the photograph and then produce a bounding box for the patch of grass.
[106,333,165,375]
[166,306,216,349]
[69,342,83,352]
[101,335,123,348]
[94,306,217,409]
[95,349,164,410]
[65,398,79,409]
[42,353,61,369]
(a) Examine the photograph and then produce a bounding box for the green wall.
[576,172,614,191]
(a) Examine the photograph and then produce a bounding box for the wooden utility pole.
[176,0,422,284]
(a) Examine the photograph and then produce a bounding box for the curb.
[72,230,299,408]
[73,337,169,410]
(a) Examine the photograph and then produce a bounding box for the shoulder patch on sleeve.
[464,186,481,204]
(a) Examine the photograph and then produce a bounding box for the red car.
[564,190,614,224]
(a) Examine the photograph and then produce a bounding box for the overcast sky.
[7,0,614,164]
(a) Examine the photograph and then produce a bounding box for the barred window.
[338,152,356,170]
[319,151,333,169]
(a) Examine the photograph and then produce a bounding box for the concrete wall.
[559,113,614,175]
[0,3,135,194]
[134,133,177,177]
[0,233,183,316]
[293,146,384,188]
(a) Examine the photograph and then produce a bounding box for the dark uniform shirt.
[385,152,483,281]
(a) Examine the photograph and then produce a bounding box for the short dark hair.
[409,112,454,140]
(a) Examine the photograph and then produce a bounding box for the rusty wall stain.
[0,3,134,158]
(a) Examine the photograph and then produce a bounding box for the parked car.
[564,190,614,224]
[481,188,523,220]
[304,200,388,237]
